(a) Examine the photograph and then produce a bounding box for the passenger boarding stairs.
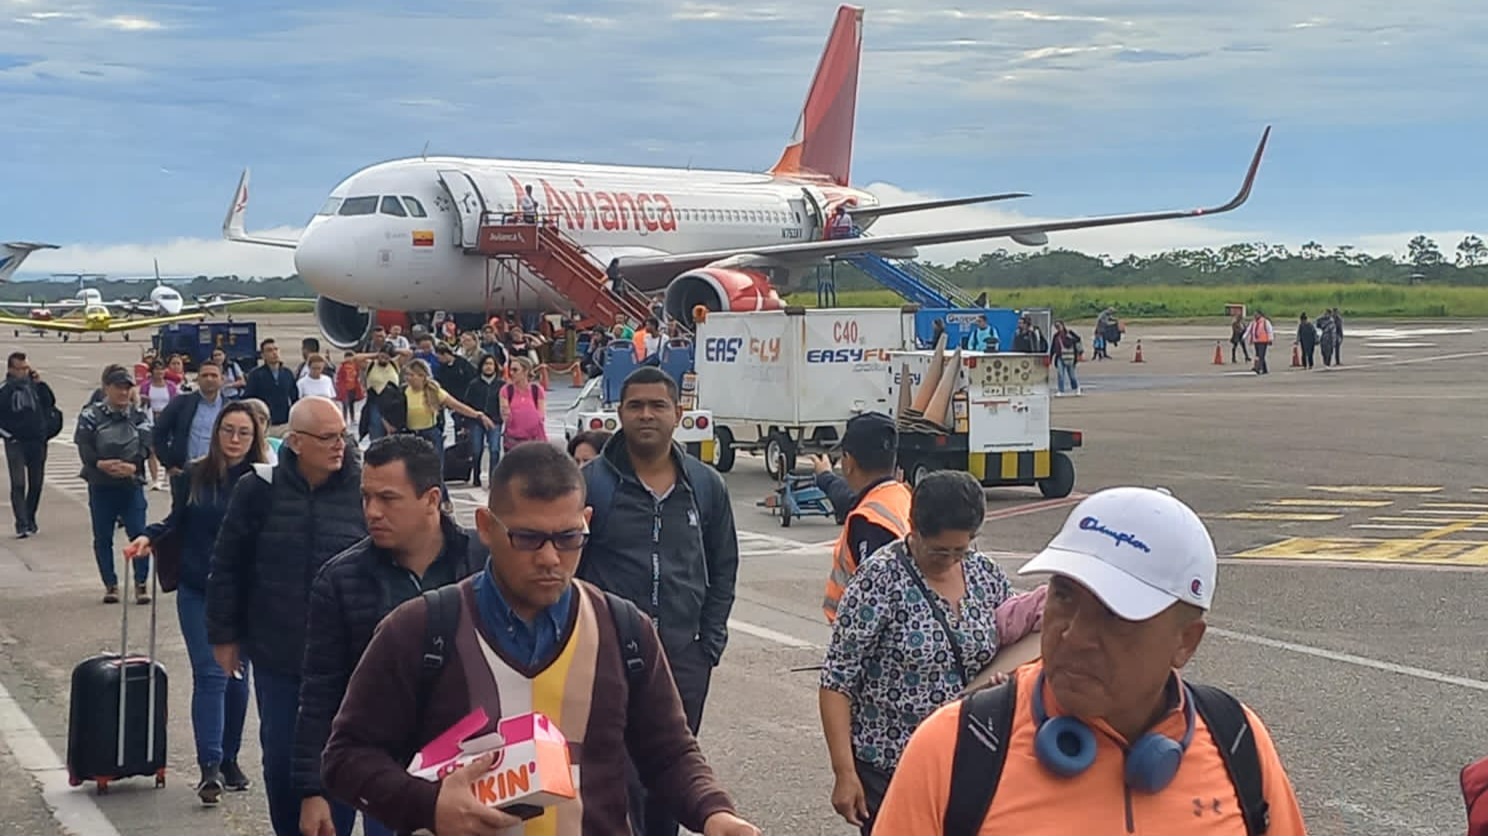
[839,234,976,308]
[471,217,651,327]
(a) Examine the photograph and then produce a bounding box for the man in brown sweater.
[321,440,758,836]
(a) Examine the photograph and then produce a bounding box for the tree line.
[7,234,1484,301]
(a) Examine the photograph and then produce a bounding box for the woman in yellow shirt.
[401,360,494,494]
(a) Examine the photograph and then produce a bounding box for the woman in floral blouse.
[818,470,1046,836]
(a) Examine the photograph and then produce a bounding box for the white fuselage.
[292,156,879,313]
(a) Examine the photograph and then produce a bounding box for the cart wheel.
[1038,452,1076,499]
[155,769,166,788]
[764,434,795,481]
[912,462,933,487]
[712,426,736,473]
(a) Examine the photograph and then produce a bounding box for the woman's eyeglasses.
[218,426,255,440]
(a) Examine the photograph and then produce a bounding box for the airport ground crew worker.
[871,486,1308,836]
[814,411,912,624]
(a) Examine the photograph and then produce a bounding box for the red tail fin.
[768,4,862,187]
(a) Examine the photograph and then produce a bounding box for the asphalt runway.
[1,313,1486,835]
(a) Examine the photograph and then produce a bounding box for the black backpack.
[943,677,1271,836]
[414,584,646,714]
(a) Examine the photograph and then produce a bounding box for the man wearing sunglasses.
[322,441,759,836]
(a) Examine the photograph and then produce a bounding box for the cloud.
[18,229,302,279]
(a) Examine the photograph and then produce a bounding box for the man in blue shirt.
[153,360,226,472]
[243,339,298,431]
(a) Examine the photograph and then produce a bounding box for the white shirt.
[297,375,337,400]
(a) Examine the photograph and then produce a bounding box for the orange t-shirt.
[871,661,1307,836]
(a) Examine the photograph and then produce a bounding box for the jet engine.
[663,268,785,327]
[316,298,415,348]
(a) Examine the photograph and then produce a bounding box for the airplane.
[0,259,264,319]
[221,3,1271,349]
[0,242,60,283]
[0,302,207,340]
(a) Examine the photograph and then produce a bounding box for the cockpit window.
[401,196,428,218]
[338,196,379,216]
[380,196,408,217]
[317,197,343,216]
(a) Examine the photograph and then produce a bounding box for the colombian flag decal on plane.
[412,230,435,247]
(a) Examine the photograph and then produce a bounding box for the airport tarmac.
[1,314,1486,836]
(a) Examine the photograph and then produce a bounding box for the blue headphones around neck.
[1031,670,1196,793]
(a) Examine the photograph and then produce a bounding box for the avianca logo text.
[511,176,678,233]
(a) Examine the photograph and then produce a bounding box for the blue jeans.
[253,668,357,836]
[365,400,387,440]
[176,584,249,769]
[469,421,502,480]
[1055,358,1079,393]
[87,482,148,587]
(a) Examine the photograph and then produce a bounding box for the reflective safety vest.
[822,480,912,623]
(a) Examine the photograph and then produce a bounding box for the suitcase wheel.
[96,778,110,795]
[67,772,81,788]
[155,769,166,788]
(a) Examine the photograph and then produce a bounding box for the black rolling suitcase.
[444,424,475,483]
[65,558,168,793]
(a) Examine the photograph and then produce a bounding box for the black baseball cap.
[835,411,898,458]
[103,369,135,387]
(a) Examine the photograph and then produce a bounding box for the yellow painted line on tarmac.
[1418,511,1488,541]
[1264,498,1394,508]
[1235,536,1488,566]
[1210,512,1342,522]
[1368,515,1483,524]
[1308,485,1443,494]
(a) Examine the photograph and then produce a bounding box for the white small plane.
[223,4,1270,349]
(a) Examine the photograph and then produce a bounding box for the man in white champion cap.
[871,487,1307,835]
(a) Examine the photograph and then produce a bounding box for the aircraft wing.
[849,192,1031,221]
[222,169,300,250]
[101,312,208,331]
[184,295,266,312]
[0,314,93,333]
[0,299,85,313]
[618,127,1270,274]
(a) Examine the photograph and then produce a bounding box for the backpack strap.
[943,679,1017,836]
[603,590,646,697]
[416,585,463,715]
[1189,683,1270,836]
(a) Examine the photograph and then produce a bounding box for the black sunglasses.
[490,516,589,552]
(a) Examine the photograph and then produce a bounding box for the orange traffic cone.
[1131,340,1144,363]
[571,363,584,386]
[1290,343,1301,367]
[1212,342,1224,365]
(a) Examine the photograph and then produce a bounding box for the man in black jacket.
[294,434,487,836]
[151,360,226,472]
[576,365,739,836]
[206,397,367,836]
[0,352,56,537]
[243,338,298,431]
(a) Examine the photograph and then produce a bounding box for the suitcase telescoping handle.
[118,543,160,768]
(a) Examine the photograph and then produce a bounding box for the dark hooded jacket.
[575,430,739,664]
[205,444,368,676]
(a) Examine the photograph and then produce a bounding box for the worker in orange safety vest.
[813,412,912,623]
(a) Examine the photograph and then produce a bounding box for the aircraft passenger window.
[401,196,428,217]
[380,196,408,217]
[338,196,379,216]
[317,197,343,216]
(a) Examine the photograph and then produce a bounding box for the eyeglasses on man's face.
[294,428,350,447]
[490,516,589,552]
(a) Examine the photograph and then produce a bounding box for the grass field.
[785,283,1488,320]
[235,283,1488,321]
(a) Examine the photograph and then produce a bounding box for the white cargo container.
[693,306,919,477]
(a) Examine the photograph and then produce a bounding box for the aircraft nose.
[293,222,343,292]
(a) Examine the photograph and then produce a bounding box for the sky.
[3,0,1488,279]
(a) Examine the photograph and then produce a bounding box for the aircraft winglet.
[222,169,300,250]
[0,242,61,283]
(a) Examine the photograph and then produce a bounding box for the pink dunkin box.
[407,708,575,815]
